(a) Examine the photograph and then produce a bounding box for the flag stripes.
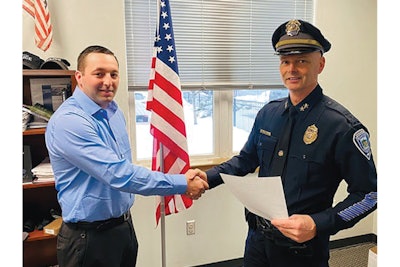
[147,0,192,225]
[23,0,53,51]
[23,0,35,17]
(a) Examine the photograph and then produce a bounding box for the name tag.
[260,129,271,136]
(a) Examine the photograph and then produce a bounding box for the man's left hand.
[271,214,317,243]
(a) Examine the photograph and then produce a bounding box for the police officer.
[199,19,377,267]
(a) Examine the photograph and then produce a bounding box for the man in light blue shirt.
[45,45,208,267]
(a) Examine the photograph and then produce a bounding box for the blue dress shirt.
[45,87,187,223]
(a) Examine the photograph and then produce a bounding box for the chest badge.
[303,124,318,145]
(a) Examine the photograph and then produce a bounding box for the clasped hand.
[185,168,209,200]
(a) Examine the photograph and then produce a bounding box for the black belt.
[255,216,294,246]
[246,212,313,256]
[66,211,131,232]
[253,216,313,256]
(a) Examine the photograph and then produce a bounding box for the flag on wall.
[23,0,53,52]
[146,0,191,225]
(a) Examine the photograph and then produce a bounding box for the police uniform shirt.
[206,85,377,236]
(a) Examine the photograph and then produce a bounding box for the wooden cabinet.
[23,70,76,267]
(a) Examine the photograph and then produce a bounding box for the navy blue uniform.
[206,85,377,266]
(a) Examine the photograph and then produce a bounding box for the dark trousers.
[243,228,330,267]
[57,217,138,267]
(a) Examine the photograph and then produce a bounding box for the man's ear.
[318,56,325,74]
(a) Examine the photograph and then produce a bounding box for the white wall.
[22,0,130,119]
[22,0,377,266]
[315,0,377,240]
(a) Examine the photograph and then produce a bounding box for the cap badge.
[303,124,318,145]
[285,20,301,36]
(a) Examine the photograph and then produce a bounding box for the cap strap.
[276,38,323,49]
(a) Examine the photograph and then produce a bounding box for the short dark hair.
[77,45,119,71]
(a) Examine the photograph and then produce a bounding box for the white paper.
[221,173,288,220]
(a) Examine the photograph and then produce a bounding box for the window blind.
[124,0,314,90]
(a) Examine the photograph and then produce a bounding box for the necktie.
[270,106,297,179]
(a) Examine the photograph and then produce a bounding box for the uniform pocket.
[293,152,328,188]
[256,133,278,171]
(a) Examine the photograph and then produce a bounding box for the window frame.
[125,0,313,165]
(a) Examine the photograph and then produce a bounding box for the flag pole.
[154,0,166,266]
[160,198,166,267]
[159,143,167,267]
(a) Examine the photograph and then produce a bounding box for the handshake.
[184,169,208,200]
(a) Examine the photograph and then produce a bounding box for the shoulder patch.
[353,128,371,160]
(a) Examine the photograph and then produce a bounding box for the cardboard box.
[367,246,377,267]
[43,218,62,236]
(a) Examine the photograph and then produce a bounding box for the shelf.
[23,69,76,77]
[23,180,55,189]
[23,128,46,136]
[23,69,74,267]
[25,229,56,242]
[23,69,77,107]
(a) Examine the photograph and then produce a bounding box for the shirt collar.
[283,84,323,115]
[73,86,118,118]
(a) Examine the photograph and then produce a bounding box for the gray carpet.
[329,242,376,267]
[194,242,377,267]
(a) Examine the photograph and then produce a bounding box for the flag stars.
[163,23,170,30]
[166,45,174,52]
[165,34,172,41]
[153,0,178,68]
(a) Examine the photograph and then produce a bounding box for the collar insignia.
[303,124,318,145]
[300,103,309,111]
[284,100,289,109]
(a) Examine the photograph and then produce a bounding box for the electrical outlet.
[186,220,195,235]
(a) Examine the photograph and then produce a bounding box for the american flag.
[147,0,191,226]
[23,0,53,52]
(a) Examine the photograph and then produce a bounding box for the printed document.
[221,173,288,220]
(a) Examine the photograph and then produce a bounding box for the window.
[125,0,314,163]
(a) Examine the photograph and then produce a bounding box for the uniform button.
[278,150,284,157]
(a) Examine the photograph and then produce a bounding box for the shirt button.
[278,150,284,157]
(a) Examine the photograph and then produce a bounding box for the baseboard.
[193,233,377,267]
[193,258,243,267]
[329,233,377,249]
